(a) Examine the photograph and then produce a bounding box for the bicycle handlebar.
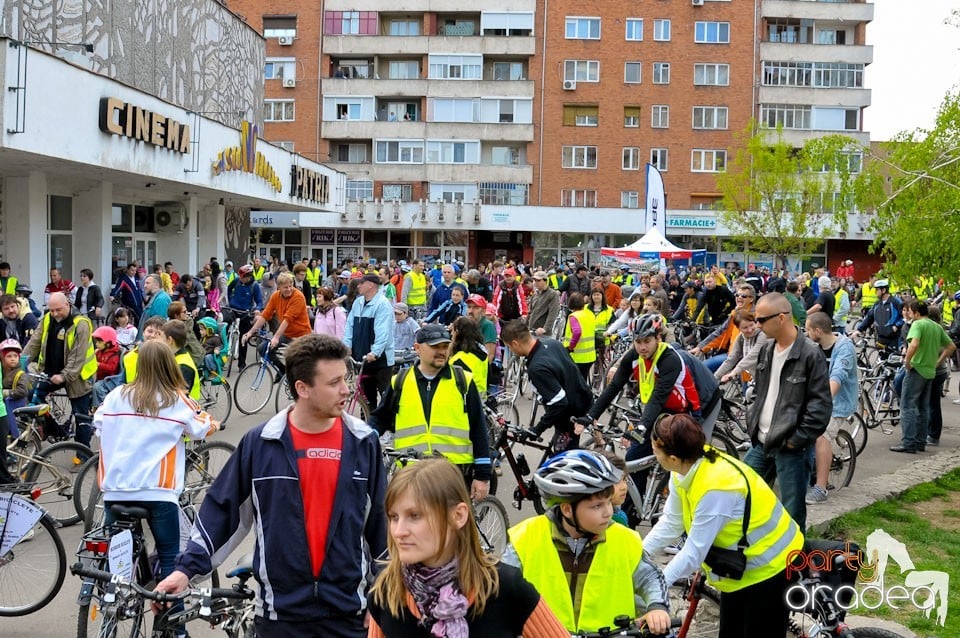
[573,617,683,637]
[70,562,254,603]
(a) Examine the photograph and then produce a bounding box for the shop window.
[48,195,72,231]
[134,206,155,233]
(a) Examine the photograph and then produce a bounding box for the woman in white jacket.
[94,339,219,584]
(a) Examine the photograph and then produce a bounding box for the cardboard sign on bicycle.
[109,529,135,580]
[0,493,44,554]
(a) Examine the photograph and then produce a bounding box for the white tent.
[600,226,706,262]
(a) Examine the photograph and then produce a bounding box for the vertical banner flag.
[645,163,666,232]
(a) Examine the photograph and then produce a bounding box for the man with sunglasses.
[744,292,830,531]
[690,284,757,372]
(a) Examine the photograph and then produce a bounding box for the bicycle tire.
[530,482,546,515]
[24,440,93,527]
[79,591,148,638]
[709,431,740,459]
[846,412,868,456]
[73,453,100,523]
[846,629,909,638]
[473,496,510,558]
[233,363,275,415]
[183,441,237,506]
[201,379,233,427]
[346,394,371,423]
[828,429,856,491]
[0,513,66,617]
[7,426,43,478]
[274,375,294,414]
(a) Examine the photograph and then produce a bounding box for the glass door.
[311,248,335,283]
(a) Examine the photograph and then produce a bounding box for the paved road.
[5,370,958,637]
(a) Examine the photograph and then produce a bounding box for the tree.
[856,91,960,285]
[224,204,250,267]
[716,122,861,270]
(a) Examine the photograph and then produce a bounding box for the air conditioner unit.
[562,80,577,91]
[154,204,187,233]
[278,36,293,46]
[692,0,704,6]
[282,77,296,88]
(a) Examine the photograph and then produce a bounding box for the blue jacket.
[227,280,263,311]
[176,410,388,622]
[344,292,396,366]
[428,281,466,312]
[827,334,858,418]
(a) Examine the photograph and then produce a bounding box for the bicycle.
[0,485,67,617]
[199,372,233,427]
[232,340,286,415]
[858,355,901,435]
[574,616,683,637]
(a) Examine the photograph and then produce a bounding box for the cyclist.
[690,284,758,372]
[502,450,671,635]
[242,272,311,376]
[851,279,904,352]
[643,413,804,638]
[160,320,201,401]
[226,264,263,370]
[563,292,596,381]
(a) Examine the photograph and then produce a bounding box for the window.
[650,148,668,171]
[760,104,812,129]
[493,62,525,81]
[563,105,599,126]
[691,149,727,173]
[653,62,670,84]
[323,11,378,35]
[813,62,863,88]
[382,184,414,201]
[389,61,420,79]
[346,180,373,201]
[651,105,669,128]
[565,17,600,39]
[692,106,728,129]
[479,183,528,205]
[265,58,295,80]
[426,140,481,164]
[375,140,425,163]
[561,146,598,169]
[431,184,476,203]
[564,60,600,82]
[768,18,811,44]
[264,99,294,122]
[625,19,643,41]
[819,151,863,174]
[276,141,295,151]
[480,98,533,124]
[428,55,482,79]
[624,106,640,127]
[335,143,367,163]
[653,19,671,41]
[809,107,860,131]
[324,96,376,121]
[621,191,640,209]
[430,98,478,123]
[622,147,641,170]
[695,22,730,44]
[624,62,642,84]
[817,29,846,45]
[263,16,297,38]
[389,20,420,35]
[694,63,730,86]
[491,147,522,166]
[561,190,598,207]
[480,12,535,36]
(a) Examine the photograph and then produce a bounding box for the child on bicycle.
[601,451,630,527]
[1,338,29,443]
[502,449,671,635]
[197,317,223,381]
[91,325,122,380]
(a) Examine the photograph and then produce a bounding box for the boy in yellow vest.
[502,450,671,635]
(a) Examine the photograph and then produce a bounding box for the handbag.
[702,455,752,580]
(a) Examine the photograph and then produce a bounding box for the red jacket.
[493,284,528,321]
[95,346,121,380]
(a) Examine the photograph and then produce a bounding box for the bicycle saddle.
[227,553,254,578]
[108,503,151,521]
[13,404,50,417]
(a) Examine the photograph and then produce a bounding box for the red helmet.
[238,265,254,277]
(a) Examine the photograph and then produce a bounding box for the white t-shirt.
[758,343,791,443]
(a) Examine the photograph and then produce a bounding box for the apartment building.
[235,0,875,270]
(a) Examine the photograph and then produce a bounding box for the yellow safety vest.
[38,312,98,382]
[393,368,474,465]
[548,273,566,290]
[675,449,804,593]
[860,283,878,309]
[305,266,321,289]
[2,276,17,295]
[592,306,613,345]
[564,309,596,364]
[637,341,669,404]
[252,265,266,282]
[123,349,139,383]
[510,515,641,632]
[174,351,202,400]
[449,350,488,398]
[406,271,428,306]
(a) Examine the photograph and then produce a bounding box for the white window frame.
[694,21,730,44]
[265,58,296,81]
[428,54,483,80]
[692,106,729,130]
[276,141,295,152]
[650,148,668,172]
[653,19,671,41]
[480,98,533,124]
[429,98,479,123]
[691,149,727,173]
[389,19,420,36]
[563,60,600,83]
[561,189,598,207]
[565,17,601,40]
[561,145,598,169]
[625,19,643,41]
[651,105,669,129]
[622,147,641,170]
[264,99,295,122]
[374,139,425,164]
[388,61,420,79]
[653,62,670,85]
[624,62,642,84]
[346,180,373,201]
[382,184,414,201]
[621,191,640,209]
[425,140,481,164]
[760,104,812,129]
[694,63,730,86]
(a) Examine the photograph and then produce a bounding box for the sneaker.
[806,485,828,504]
[927,436,940,446]
[664,534,686,555]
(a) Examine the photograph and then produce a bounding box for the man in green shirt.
[892,300,955,453]
[785,280,807,327]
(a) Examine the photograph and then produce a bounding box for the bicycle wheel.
[201,379,233,427]
[183,440,237,506]
[346,394,371,422]
[709,431,740,459]
[7,426,42,478]
[274,375,294,414]
[0,513,66,617]
[86,593,149,638]
[828,429,856,491]
[845,412,868,456]
[83,477,105,533]
[48,391,73,430]
[473,496,510,558]
[846,629,909,638]
[24,441,93,526]
[73,453,100,523]
[233,363,275,415]
[668,579,721,638]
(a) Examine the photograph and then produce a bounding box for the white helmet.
[534,450,623,506]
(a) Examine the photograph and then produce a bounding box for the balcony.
[321,120,534,141]
[761,0,874,23]
[760,42,873,64]
[778,128,870,147]
[322,78,535,99]
[331,162,532,183]
[323,34,535,56]
[324,0,535,11]
[340,198,487,227]
[759,86,871,107]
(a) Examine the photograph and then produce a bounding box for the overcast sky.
[865,1,960,141]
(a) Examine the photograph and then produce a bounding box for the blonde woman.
[368,458,567,638]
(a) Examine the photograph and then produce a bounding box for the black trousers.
[361,364,392,410]
[718,569,791,638]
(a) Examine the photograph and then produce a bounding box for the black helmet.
[633,313,664,340]
[15,284,31,295]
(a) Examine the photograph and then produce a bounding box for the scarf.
[401,558,469,638]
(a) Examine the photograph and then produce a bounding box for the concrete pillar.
[4,172,48,296]
[74,181,113,287]
[198,200,226,270]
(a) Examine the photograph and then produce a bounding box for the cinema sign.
[98,97,191,154]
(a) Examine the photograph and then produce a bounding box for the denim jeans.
[928,370,949,440]
[743,444,813,531]
[900,368,932,449]
[705,353,728,373]
[104,500,181,581]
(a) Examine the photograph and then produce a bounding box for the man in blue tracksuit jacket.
[156,335,387,638]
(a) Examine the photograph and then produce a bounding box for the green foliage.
[857,91,960,285]
[716,122,860,268]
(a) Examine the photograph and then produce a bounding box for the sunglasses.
[735,294,753,299]
[652,413,671,451]
[755,311,786,325]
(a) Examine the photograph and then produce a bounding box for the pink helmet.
[485,303,498,316]
[92,325,119,345]
[0,338,22,353]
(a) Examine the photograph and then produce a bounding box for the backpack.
[389,365,469,416]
